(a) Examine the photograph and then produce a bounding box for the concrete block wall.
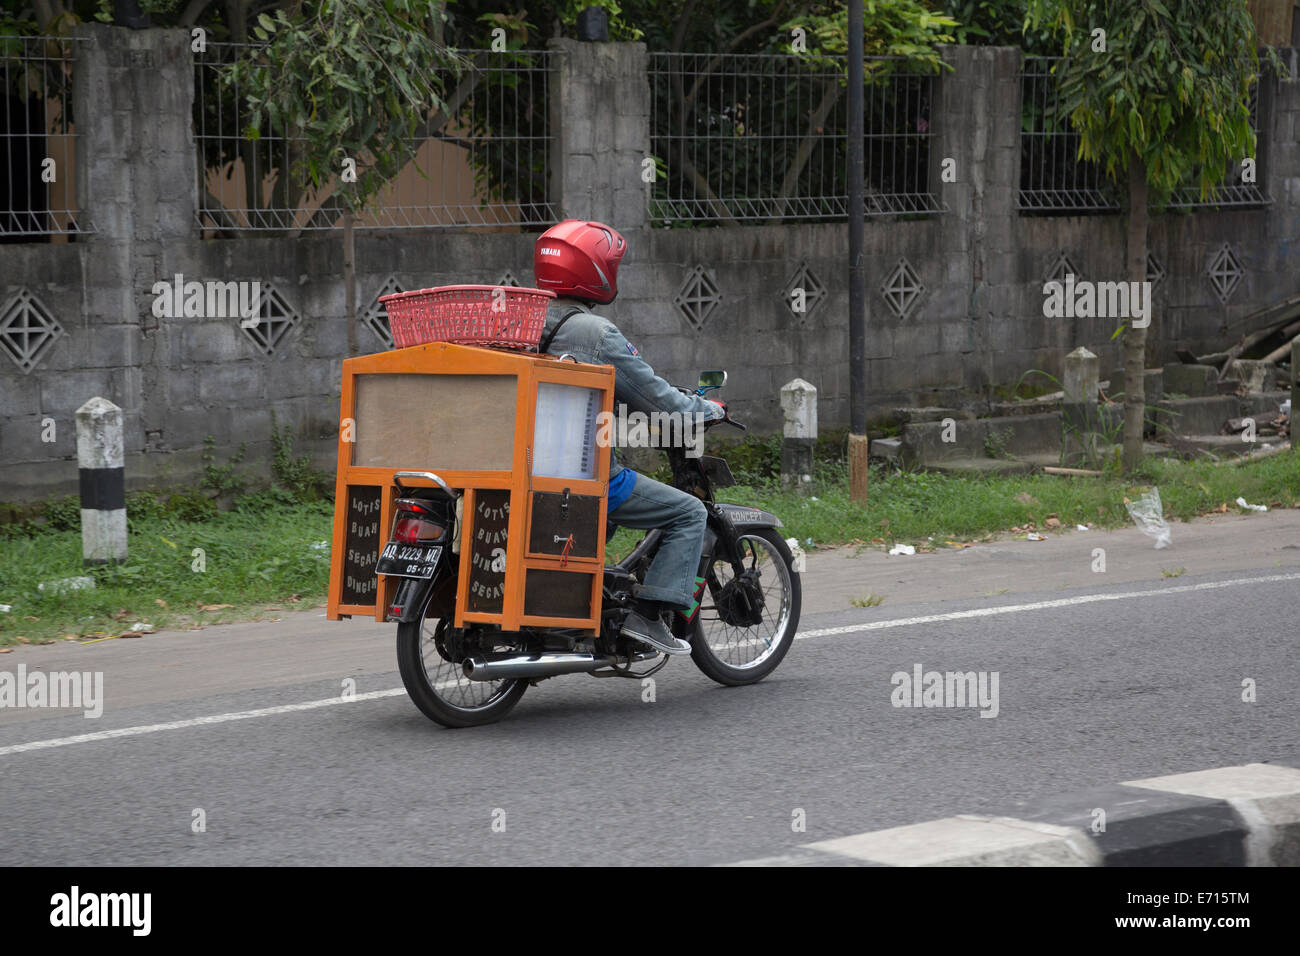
[2,32,1299,502]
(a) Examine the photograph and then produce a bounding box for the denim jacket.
[539,298,724,480]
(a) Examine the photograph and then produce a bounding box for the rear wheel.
[690,528,800,686]
[396,618,527,728]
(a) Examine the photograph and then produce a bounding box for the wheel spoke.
[419,621,515,711]
[695,534,793,670]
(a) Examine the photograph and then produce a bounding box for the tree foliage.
[783,0,957,71]
[627,1,958,224]
[222,1,463,216]
[1026,0,1279,473]
[941,0,1052,50]
[1026,0,1274,205]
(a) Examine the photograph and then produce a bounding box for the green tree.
[629,1,957,224]
[9,2,464,354]
[223,3,462,222]
[941,0,1053,50]
[1026,0,1276,472]
[221,2,461,353]
[438,1,961,226]
[15,2,462,231]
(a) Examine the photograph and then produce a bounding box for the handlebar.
[675,384,746,431]
[708,414,746,431]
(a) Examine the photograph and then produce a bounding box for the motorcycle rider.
[532,219,725,657]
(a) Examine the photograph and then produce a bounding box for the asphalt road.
[1,514,1298,866]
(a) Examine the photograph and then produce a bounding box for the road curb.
[724,762,1300,866]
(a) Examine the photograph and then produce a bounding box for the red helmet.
[533,220,626,304]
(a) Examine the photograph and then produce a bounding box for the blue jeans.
[609,472,707,611]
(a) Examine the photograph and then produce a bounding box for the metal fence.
[649,53,944,224]
[1166,80,1267,209]
[1019,56,1268,214]
[1018,57,1119,213]
[0,35,87,239]
[194,45,557,233]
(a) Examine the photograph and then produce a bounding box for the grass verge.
[4,451,1296,646]
[0,498,334,647]
[712,453,1299,550]
[606,451,1298,558]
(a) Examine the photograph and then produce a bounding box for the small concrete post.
[1062,347,1101,467]
[780,378,817,495]
[1063,347,1099,404]
[76,397,127,565]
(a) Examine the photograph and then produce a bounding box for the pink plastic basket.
[380,285,557,351]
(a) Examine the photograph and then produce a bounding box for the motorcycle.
[380,370,801,727]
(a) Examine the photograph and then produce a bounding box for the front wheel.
[690,527,800,686]
[396,618,527,728]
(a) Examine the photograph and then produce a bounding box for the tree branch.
[32,0,63,32]
[225,0,248,42]
[768,76,841,222]
[179,0,213,27]
[670,5,693,55]
[684,0,792,109]
[416,51,490,141]
[200,187,241,237]
[672,144,739,224]
[661,1,795,223]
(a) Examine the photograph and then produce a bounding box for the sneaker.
[619,610,692,656]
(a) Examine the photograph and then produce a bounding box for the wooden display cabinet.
[326,341,615,633]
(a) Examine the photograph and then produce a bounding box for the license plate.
[376,542,444,579]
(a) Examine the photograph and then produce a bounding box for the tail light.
[391,496,448,543]
[393,515,445,544]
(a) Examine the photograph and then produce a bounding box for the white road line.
[793,571,1300,640]
[0,689,407,757]
[3,570,1297,758]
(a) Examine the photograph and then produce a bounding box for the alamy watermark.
[1042,274,1151,329]
[151,274,261,326]
[890,663,999,718]
[50,886,150,936]
[0,665,103,718]
[596,408,707,458]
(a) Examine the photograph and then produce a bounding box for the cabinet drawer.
[524,569,594,619]
[527,490,600,558]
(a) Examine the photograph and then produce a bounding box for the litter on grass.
[1124,487,1172,549]
[1235,497,1268,512]
[888,544,916,556]
[37,576,95,595]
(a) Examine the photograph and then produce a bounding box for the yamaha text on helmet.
[533,220,627,305]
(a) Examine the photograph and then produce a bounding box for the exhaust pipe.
[462,651,615,682]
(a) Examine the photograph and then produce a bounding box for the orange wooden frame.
[326,341,614,634]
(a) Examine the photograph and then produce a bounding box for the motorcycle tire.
[396,618,527,728]
[690,527,800,686]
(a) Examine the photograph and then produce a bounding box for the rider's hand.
[707,399,727,420]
